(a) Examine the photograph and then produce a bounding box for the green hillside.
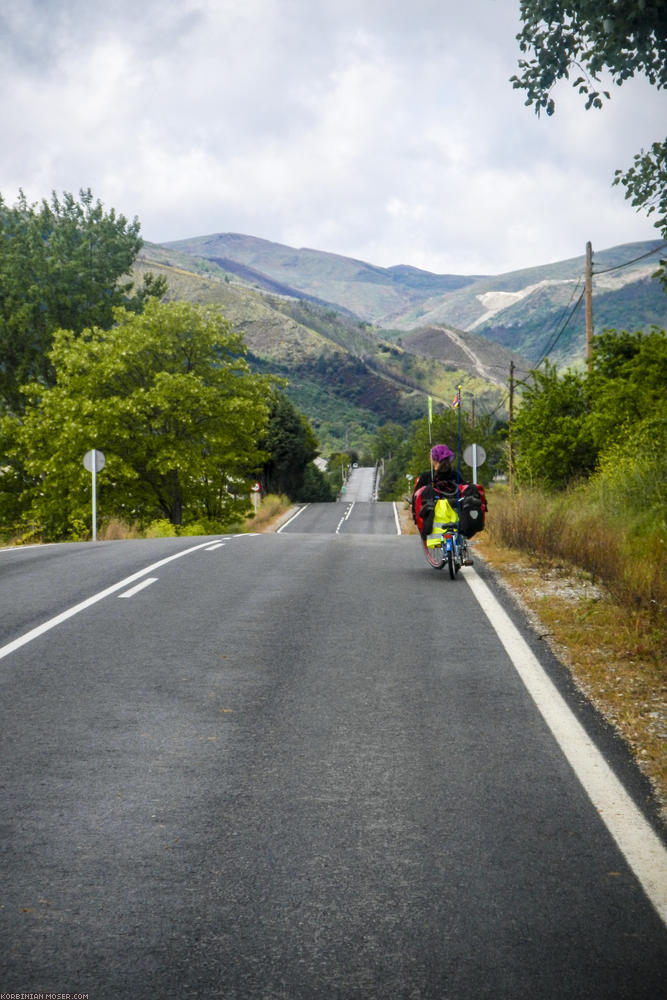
[163,232,482,326]
[139,233,665,453]
[136,245,507,454]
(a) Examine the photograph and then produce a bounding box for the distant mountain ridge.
[164,232,483,327]
[164,233,667,365]
[139,232,666,453]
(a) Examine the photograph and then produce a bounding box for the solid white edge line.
[118,578,158,599]
[0,539,221,662]
[465,568,667,926]
[276,505,310,533]
[392,502,402,535]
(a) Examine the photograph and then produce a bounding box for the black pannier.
[457,483,486,538]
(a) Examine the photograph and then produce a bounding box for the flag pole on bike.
[452,385,462,524]
[427,395,434,486]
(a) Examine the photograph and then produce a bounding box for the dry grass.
[244,494,292,532]
[99,517,143,540]
[489,486,666,609]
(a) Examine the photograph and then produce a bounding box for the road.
[1,508,666,999]
[341,465,378,502]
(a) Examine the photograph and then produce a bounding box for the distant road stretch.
[341,465,377,501]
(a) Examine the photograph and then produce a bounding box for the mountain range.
[134,233,666,455]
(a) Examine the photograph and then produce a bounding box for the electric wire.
[593,241,667,276]
[534,286,586,367]
[531,274,585,364]
[435,241,664,398]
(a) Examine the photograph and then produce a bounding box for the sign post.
[251,481,261,514]
[83,449,106,541]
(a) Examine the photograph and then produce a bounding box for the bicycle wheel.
[422,537,446,570]
[447,549,456,579]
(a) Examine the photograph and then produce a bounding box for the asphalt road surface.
[1,507,666,999]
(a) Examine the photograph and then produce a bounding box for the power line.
[535,274,584,361]
[593,242,667,276]
[455,240,664,390]
[535,287,586,366]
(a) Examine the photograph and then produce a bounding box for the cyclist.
[413,443,456,494]
[411,443,457,527]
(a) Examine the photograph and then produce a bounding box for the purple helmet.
[431,444,454,463]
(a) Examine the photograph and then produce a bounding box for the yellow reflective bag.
[426,497,458,546]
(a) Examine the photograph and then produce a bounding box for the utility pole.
[585,240,593,371]
[508,361,515,496]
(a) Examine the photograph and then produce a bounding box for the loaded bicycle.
[418,486,478,579]
[411,387,487,579]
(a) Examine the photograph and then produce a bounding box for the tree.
[260,393,320,500]
[586,326,667,450]
[0,188,167,412]
[512,328,666,490]
[513,362,596,488]
[613,141,667,286]
[510,1,667,281]
[299,462,336,502]
[371,422,406,463]
[0,301,271,538]
[375,400,504,500]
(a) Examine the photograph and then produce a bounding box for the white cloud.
[1,0,663,274]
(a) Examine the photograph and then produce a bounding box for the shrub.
[144,518,178,538]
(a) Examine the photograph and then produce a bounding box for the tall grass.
[488,486,666,611]
[245,494,291,531]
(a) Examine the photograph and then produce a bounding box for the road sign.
[463,444,485,484]
[83,449,105,472]
[463,444,486,467]
[251,482,261,493]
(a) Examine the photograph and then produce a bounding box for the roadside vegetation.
[0,189,335,545]
[508,329,666,609]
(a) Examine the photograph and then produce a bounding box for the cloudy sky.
[1,0,664,275]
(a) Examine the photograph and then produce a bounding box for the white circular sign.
[83,449,106,472]
[251,482,261,492]
[463,444,486,467]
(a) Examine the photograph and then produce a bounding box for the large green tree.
[513,362,596,488]
[0,188,166,412]
[511,1,667,281]
[513,328,667,489]
[0,300,271,538]
[586,326,667,449]
[260,393,321,500]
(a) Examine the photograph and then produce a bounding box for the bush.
[181,519,228,536]
[144,518,178,538]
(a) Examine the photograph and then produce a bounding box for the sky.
[1,0,664,276]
